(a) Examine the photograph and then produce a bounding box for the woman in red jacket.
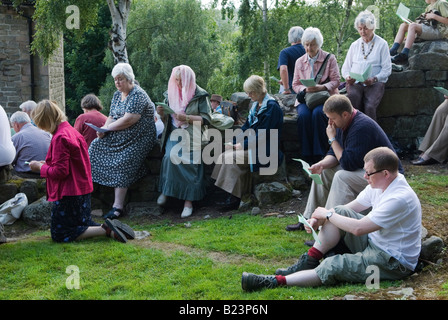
[29,100,134,243]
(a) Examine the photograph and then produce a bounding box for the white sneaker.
[181,206,193,218]
[157,194,167,206]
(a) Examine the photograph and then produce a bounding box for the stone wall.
[377,40,448,152]
[0,4,33,115]
[0,3,65,116]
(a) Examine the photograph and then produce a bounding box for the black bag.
[416,10,441,28]
[220,100,239,122]
[297,53,332,110]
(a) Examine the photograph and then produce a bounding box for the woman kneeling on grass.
[29,100,134,243]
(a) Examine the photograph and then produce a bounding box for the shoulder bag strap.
[314,53,332,84]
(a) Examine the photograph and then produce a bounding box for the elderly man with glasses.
[243,146,421,291]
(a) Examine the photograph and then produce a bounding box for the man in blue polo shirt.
[277,26,305,94]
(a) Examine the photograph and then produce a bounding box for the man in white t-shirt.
[242,146,422,291]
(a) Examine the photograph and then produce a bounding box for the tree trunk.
[107,0,131,64]
[262,0,270,91]
[336,0,353,61]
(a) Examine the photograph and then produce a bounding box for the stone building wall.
[0,3,65,117]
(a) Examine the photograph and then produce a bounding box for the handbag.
[303,54,332,110]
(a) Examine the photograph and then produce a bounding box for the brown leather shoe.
[285,222,304,231]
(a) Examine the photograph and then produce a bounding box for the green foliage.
[31,0,103,64]
[64,2,111,123]
[125,0,221,102]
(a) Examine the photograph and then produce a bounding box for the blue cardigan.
[327,111,404,173]
[235,99,284,173]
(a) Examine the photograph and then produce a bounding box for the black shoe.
[391,53,408,64]
[275,253,320,276]
[241,272,278,292]
[102,219,127,243]
[216,194,240,211]
[110,219,135,240]
[285,222,304,231]
[411,157,437,166]
[103,207,124,220]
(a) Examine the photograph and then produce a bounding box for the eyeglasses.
[365,169,385,177]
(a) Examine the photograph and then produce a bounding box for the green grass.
[0,214,383,300]
[407,173,448,208]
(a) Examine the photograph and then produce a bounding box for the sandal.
[102,219,127,243]
[104,207,124,220]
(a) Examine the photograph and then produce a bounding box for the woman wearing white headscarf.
[156,65,213,218]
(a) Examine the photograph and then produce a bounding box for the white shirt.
[341,34,392,83]
[0,105,16,166]
[356,174,422,270]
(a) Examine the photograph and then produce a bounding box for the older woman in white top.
[341,10,392,122]
[0,105,16,167]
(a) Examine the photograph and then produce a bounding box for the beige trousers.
[303,165,368,218]
[212,149,251,199]
[418,99,448,163]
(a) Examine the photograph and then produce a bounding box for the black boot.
[216,193,240,211]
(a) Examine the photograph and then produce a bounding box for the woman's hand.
[156,105,165,118]
[306,84,326,93]
[345,76,356,85]
[363,77,377,86]
[97,131,106,139]
[174,113,188,122]
[29,160,44,173]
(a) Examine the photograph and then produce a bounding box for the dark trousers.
[346,82,385,122]
[296,103,328,163]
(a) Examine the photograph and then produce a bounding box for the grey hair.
[301,27,324,48]
[288,26,304,44]
[354,10,376,30]
[10,111,31,124]
[19,100,37,112]
[111,62,135,84]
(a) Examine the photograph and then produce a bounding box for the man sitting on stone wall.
[285,95,402,231]
[10,111,51,176]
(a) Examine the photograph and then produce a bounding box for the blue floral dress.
[89,85,157,188]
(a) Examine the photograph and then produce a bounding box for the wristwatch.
[328,137,336,145]
[326,211,333,220]
[373,77,378,83]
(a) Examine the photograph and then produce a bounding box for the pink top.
[292,49,340,105]
[74,110,107,146]
[40,121,93,202]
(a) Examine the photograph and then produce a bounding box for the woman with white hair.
[292,27,340,165]
[341,10,391,122]
[89,63,157,219]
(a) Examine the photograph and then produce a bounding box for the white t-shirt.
[356,174,422,270]
[0,105,16,166]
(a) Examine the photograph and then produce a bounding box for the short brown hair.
[31,100,67,134]
[364,147,399,173]
[323,95,353,116]
[81,94,103,111]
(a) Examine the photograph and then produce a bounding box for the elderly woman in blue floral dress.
[89,63,157,219]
